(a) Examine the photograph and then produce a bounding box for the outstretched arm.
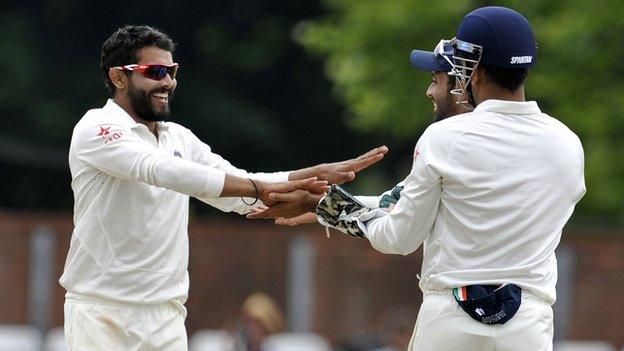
[188,129,385,213]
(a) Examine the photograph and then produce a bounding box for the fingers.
[247,209,272,219]
[269,180,329,196]
[247,197,319,221]
[268,177,317,193]
[246,204,303,219]
[332,171,356,185]
[354,145,389,161]
[268,191,305,202]
[250,204,268,212]
[349,152,385,172]
[306,180,330,189]
[247,207,263,215]
[306,180,331,194]
[274,217,295,226]
[247,206,282,219]
[287,177,317,190]
[274,213,317,226]
[291,212,318,225]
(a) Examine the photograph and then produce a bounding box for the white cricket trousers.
[408,290,553,351]
[64,294,188,351]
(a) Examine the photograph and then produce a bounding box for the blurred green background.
[1,0,621,229]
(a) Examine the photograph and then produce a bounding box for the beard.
[127,82,174,122]
[433,93,456,122]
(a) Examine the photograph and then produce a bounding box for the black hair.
[100,25,175,95]
[479,63,528,92]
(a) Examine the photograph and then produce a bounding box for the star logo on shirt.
[97,126,111,137]
[95,125,124,145]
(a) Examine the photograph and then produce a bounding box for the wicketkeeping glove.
[315,185,370,238]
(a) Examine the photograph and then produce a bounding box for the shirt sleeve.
[354,180,407,209]
[182,128,290,214]
[354,196,381,208]
[72,120,226,198]
[359,128,444,256]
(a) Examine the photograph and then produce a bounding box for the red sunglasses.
[112,63,179,81]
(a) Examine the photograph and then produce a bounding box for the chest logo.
[97,126,111,137]
[96,125,124,145]
[174,150,182,158]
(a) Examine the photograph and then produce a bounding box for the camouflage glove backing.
[315,185,370,238]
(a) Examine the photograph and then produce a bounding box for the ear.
[109,69,128,91]
[471,66,484,86]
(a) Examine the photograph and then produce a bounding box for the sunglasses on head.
[112,63,179,81]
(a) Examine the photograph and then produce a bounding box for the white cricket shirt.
[60,100,289,305]
[359,100,585,303]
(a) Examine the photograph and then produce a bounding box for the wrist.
[254,180,267,199]
[241,179,260,206]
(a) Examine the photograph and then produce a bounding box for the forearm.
[196,176,267,215]
[362,186,439,255]
[220,174,264,198]
[363,211,427,255]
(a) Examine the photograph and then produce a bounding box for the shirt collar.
[473,99,541,115]
[103,99,169,131]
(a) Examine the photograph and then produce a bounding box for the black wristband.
[241,179,259,206]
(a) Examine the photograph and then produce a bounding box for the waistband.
[65,292,187,316]
[423,288,549,304]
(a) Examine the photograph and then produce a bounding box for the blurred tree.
[295,0,624,225]
[295,0,471,137]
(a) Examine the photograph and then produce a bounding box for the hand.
[319,145,388,184]
[247,206,317,226]
[274,212,318,226]
[247,192,323,219]
[290,146,388,185]
[257,178,328,206]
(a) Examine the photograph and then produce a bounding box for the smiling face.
[125,46,177,122]
[426,71,463,121]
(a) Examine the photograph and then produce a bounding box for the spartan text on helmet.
[510,56,533,64]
